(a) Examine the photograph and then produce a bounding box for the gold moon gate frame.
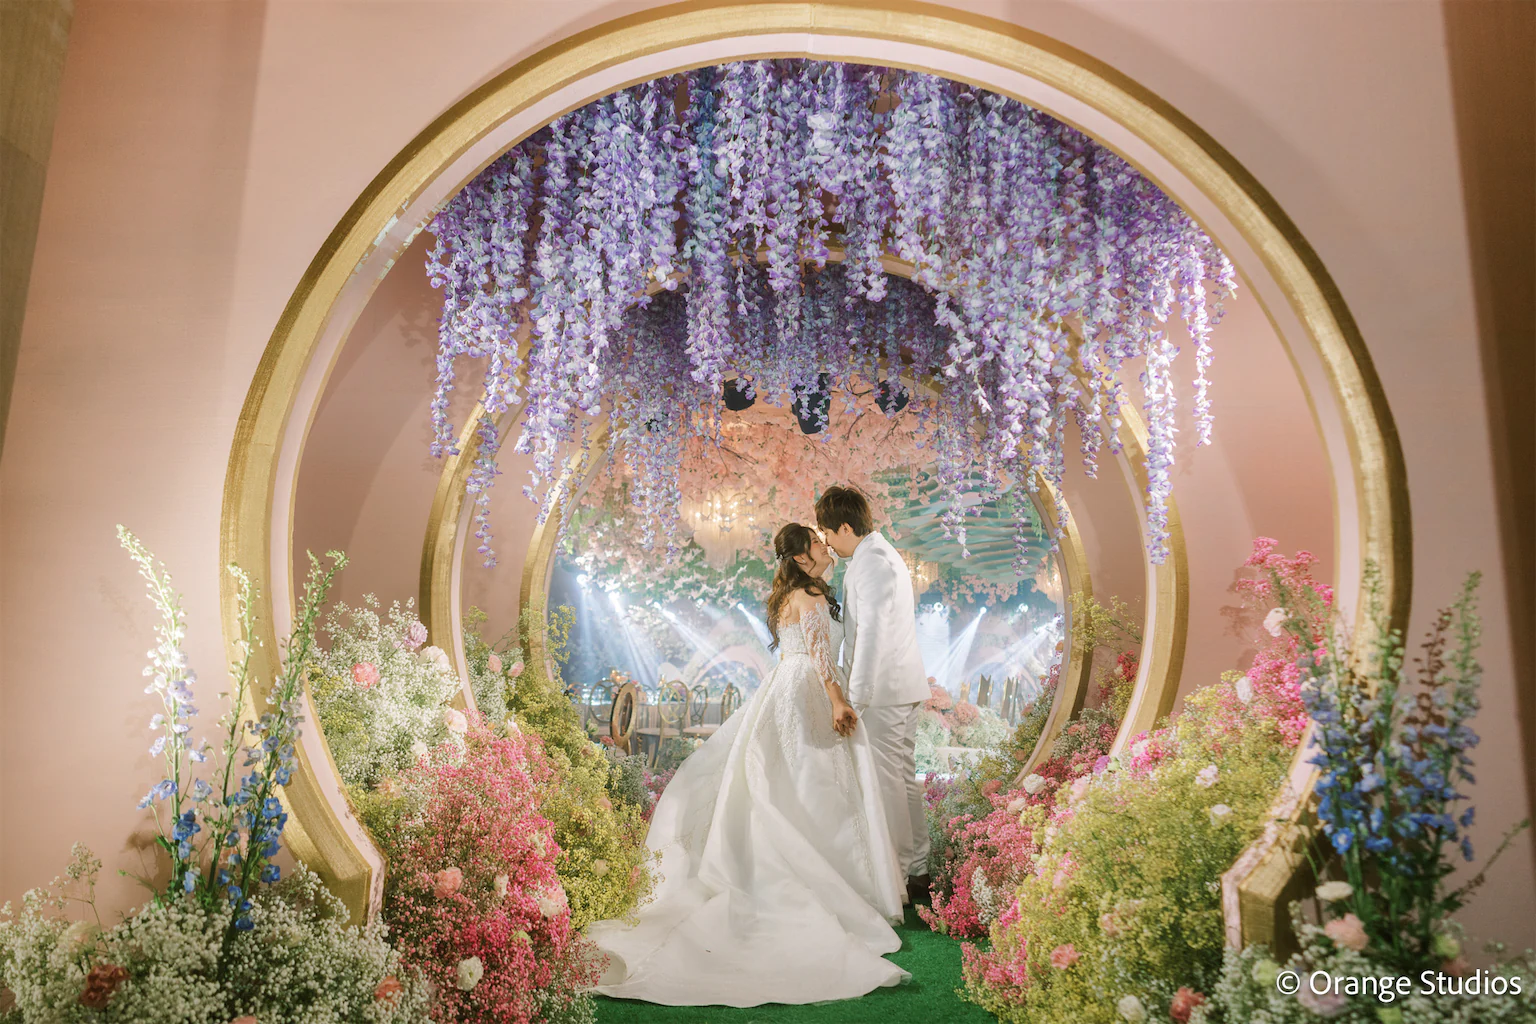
[419,249,1147,783]
[221,1,1410,936]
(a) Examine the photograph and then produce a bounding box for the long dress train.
[587,602,908,1006]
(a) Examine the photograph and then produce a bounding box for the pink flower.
[507,659,525,678]
[1323,912,1369,951]
[487,652,503,674]
[403,621,428,650]
[373,976,403,1005]
[352,662,379,689]
[1169,987,1205,1023]
[1296,983,1348,1017]
[444,707,468,734]
[1049,943,1079,969]
[1098,911,1121,938]
[432,866,464,898]
[1442,956,1470,977]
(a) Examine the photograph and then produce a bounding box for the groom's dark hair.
[815,485,873,537]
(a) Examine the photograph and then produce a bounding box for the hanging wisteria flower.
[425,60,1235,569]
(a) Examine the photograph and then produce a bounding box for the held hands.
[831,701,858,738]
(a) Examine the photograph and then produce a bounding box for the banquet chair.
[609,682,640,755]
[683,684,717,739]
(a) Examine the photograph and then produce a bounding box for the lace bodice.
[777,602,843,687]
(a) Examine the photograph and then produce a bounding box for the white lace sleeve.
[802,601,842,690]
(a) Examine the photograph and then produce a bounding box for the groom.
[815,485,932,905]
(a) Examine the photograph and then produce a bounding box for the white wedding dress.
[588,602,909,1006]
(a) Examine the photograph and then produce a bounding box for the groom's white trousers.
[854,701,930,879]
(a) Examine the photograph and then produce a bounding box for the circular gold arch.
[419,249,1160,780]
[223,1,1409,938]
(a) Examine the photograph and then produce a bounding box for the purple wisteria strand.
[424,60,1236,568]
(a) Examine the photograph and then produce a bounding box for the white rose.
[455,956,484,991]
[1315,880,1354,902]
[61,920,97,954]
[1117,994,1148,1023]
[1131,738,1150,759]
[1262,607,1289,638]
[494,873,510,900]
[1195,765,1219,789]
[1006,796,1028,815]
[505,715,521,735]
[1021,774,1047,796]
[420,645,453,675]
[592,859,610,878]
[443,707,468,734]
[409,740,429,762]
[535,885,568,919]
[1235,674,1254,704]
[1209,803,1233,826]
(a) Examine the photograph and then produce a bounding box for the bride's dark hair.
[765,523,841,651]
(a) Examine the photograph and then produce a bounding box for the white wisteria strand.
[425,60,1236,568]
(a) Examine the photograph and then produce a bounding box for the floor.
[593,906,997,1024]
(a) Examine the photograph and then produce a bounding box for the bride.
[587,523,909,1006]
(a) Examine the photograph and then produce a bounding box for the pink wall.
[3,0,1527,949]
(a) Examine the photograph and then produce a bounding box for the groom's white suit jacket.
[841,531,930,708]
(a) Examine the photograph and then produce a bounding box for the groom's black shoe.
[907,873,932,906]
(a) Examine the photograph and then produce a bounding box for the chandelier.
[680,490,758,568]
[1032,558,1064,606]
[899,548,939,598]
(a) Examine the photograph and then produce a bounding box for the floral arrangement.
[921,686,1125,940]
[491,610,655,928]
[368,720,601,1024]
[1201,571,1534,1022]
[310,595,462,792]
[944,553,1306,1018]
[461,606,526,726]
[0,532,430,1022]
[426,60,1236,567]
[960,683,1294,1022]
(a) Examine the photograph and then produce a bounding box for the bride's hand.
[831,701,858,737]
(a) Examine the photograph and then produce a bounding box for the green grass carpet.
[593,906,997,1024]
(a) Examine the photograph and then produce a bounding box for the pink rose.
[433,866,464,898]
[444,708,468,734]
[487,653,503,675]
[1169,987,1205,1023]
[1069,776,1092,805]
[1049,943,1079,969]
[1296,984,1348,1017]
[1098,911,1121,938]
[373,976,403,1005]
[507,659,525,679]
[352,662,379,689]
[403,621,428,650]
[1323,912,1369,952]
